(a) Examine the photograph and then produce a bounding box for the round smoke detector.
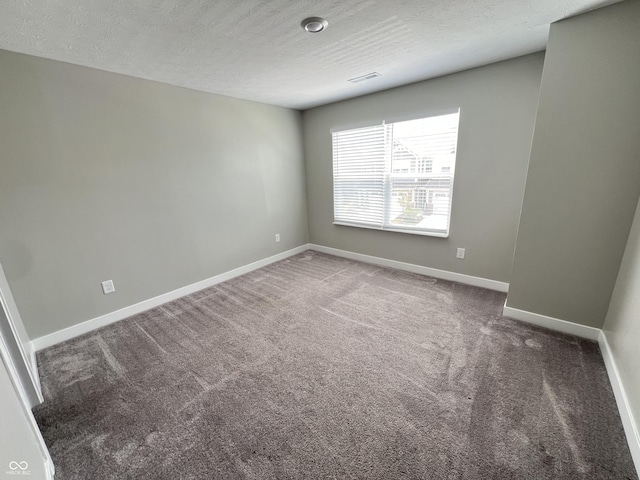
[301,17,328,33]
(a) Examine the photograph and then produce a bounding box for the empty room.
[1,0,639,478]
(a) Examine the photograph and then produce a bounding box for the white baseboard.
[26,242,640,474]
[503,305,639,471]
[599,331,640,473]
[33,243,508,351]
[308,244,509,292]
[32,245,310,351]
[501,304,600,340]
[502,303,600,340]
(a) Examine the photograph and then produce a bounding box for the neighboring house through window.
[332,110,460,237]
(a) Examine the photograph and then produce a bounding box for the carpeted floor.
[33,251,637,479]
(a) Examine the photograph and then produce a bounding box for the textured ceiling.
[0,0,622,109]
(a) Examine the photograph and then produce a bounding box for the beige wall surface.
[0,49,308,339]
[603,195,640,451]
[303,54,544,283]
[506,0,640,328]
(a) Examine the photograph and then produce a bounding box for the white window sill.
[333,221,449,238]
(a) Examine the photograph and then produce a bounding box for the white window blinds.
[332,111,460,237]
[332,124,387,228]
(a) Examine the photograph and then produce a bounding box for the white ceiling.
[0,0,622,110]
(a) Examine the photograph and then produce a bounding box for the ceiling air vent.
[348,72,381,83]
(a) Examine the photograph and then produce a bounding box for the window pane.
[389,176,451,231]
[390,114,458,176]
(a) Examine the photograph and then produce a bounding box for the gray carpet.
[33,251,637,479]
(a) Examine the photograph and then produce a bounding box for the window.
[332,111,460,237]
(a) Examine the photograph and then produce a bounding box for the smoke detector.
[301,17,329,33]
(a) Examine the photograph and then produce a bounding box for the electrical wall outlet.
[101,280,115,295]
[456,248,466,259]
[275,233,281,243]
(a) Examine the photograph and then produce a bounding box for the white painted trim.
[0,263,42,402]
[308,244,509,292]
[46,458,55,480]
[28,342,41,395]
[33,243,510,350]
[0,335,54,479]
[502,304,600,340]
[0,329,35,414]
[0,292,43,405]
[599,331,640,473]
[32,245,310,351]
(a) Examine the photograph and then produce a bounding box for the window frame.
[331,110,460,238]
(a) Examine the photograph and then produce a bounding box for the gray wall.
[0,49,308,339]
[303,54,544,283]
[506,0,640,328]
[603,195,640,448]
